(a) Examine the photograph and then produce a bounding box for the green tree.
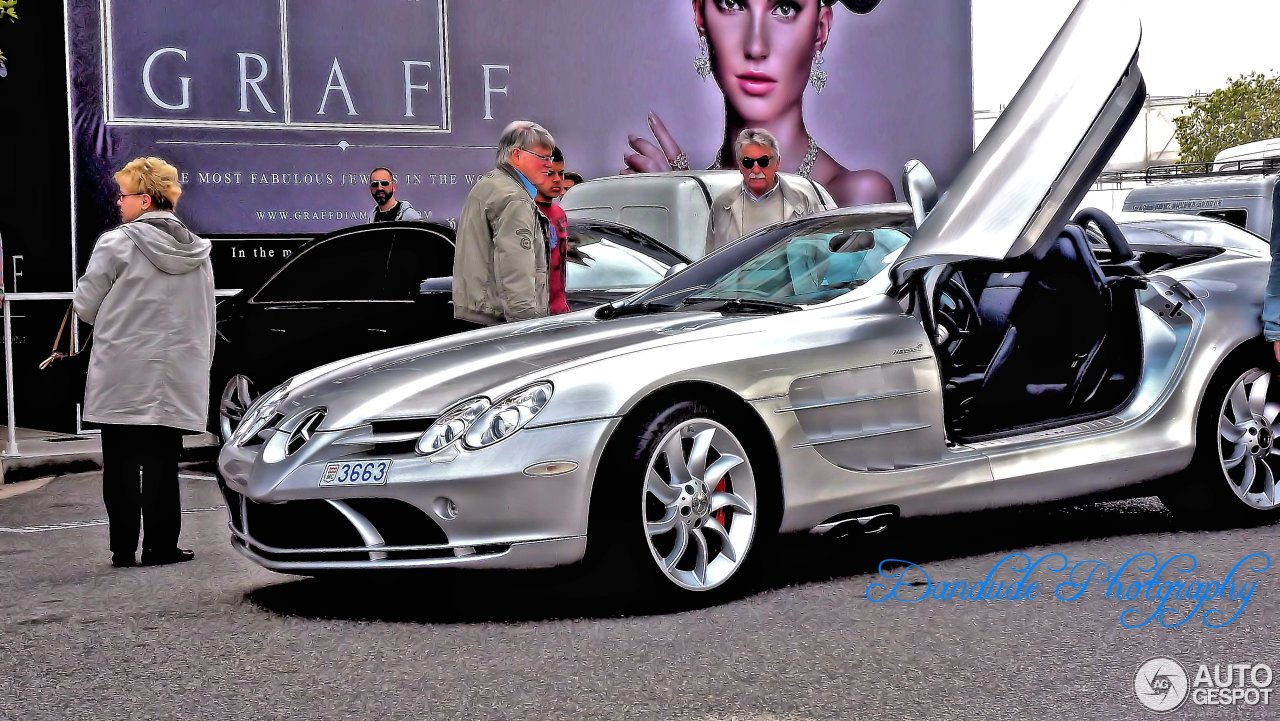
[0,0,17,65]
[1173,72,1280,164]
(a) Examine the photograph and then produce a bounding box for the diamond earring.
[808,49,827,93]
[694,35,711,81]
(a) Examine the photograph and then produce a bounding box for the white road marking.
[0,506,224,534]
[179,473,216,481]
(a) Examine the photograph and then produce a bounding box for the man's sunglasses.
[370,180,393,188]
[740,155,773,170]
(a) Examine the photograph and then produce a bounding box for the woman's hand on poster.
[622,113,690,174]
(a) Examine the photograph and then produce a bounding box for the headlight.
[416,397,490,455]
[232,383,288,446]
[464,382,553,450]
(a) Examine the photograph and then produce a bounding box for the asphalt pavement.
[1,470,1276,720]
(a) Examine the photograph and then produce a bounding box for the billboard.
[66,0,973,276]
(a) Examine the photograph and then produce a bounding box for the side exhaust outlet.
[811,509,897,538]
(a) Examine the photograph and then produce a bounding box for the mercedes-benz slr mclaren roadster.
[218,0,1280,597]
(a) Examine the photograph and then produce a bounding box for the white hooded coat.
[74,210,215,432]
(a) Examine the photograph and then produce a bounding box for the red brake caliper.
[714,477,727,526]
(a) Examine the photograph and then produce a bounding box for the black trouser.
[100,424,184,556]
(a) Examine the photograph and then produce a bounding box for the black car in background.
[211,219,688,440]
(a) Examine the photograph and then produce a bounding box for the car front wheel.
[218,374,257,443]
[1162,356,1280,527]
[594,400,766,598]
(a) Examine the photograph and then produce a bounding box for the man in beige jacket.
[453,121,555,326]
[706,128,826,256]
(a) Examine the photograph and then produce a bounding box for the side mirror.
[419,276,452,295]
[901,159,939,228]
[663,262,689,278]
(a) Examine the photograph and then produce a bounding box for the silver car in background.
[218,0,1279,598]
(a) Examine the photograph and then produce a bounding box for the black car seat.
[948,266,1032,373]
[956,224,1113,433]
[1066,209,1145,409]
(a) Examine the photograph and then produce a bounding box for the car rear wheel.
[1161,357,1280,527]
[219,374,257,443]
[591,400,766,599]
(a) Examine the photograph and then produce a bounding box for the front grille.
[224,487,455,563]
[285,409,326,456]
[247,497,368,562]
[368,418,435,455]
[343,498,448,560]
[369,417,435,435]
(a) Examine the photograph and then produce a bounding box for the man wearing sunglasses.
[369,167,426,222]
[706,128,825,255]
[453,120,556,326]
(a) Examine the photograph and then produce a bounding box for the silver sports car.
[218,0,1280,596]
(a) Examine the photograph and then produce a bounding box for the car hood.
[275,311,759,430]
[894,0,1144,274]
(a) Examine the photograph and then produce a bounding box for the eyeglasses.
[369,180,393,188]
[116,192,147,202]
[519,147,553,163]
[740,155,773,170]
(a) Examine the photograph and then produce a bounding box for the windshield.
[624,213,913,309]
[695,225,911,304]
[566,222,679,290]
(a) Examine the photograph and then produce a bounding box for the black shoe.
[140,548,195,566]
[111,554,137,568]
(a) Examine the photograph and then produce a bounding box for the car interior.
[701,222,913,304]
[926,208,1153,441]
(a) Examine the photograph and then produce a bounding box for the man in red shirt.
[534,147,571,315]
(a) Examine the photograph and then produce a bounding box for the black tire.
[1160,352,1280,528]
[585,399,775,603]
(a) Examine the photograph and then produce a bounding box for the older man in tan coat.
[452,121,555,326]
[706,128,826,256]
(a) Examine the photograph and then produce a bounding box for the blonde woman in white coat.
[74,157,215,568]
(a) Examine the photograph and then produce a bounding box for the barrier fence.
[2,290,240,458]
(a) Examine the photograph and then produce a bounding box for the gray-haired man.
[706,128,825,256]
[453,121,556,325]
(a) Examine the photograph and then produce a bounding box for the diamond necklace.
[713,135,819,179]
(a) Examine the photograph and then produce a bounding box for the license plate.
[320,459,392,486]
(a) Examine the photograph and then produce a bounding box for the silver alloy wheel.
[219,374,257,442]
[1218,369,1280,510]
[642,418,757,591]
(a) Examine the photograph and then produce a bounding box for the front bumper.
[218,416,619,572]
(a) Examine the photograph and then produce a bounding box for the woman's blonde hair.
[114,156,182,210]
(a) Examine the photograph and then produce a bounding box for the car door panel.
[385,225,469,347]
[238,229,396,387]
[786,329,948,472]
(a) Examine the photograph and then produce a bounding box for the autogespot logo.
[1135,657,1190,712]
